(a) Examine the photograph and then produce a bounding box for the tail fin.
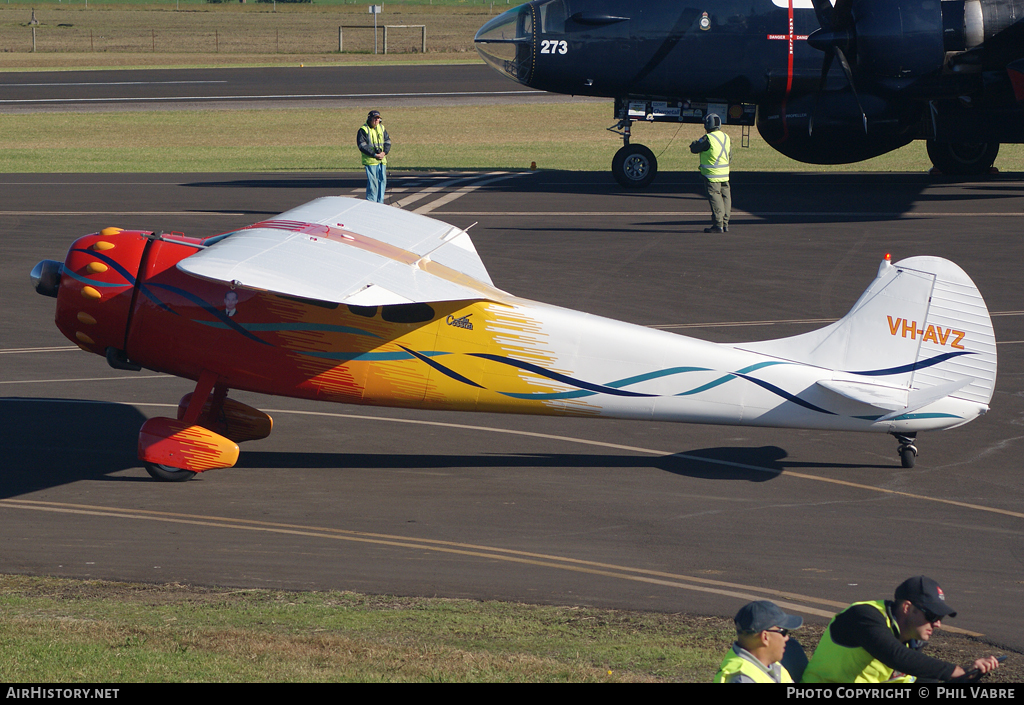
[737,256,997,407]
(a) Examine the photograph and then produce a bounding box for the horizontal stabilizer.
[178,198,504,306]
[816,379,907,411]
[874,378,974,422]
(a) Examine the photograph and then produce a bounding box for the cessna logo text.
[447,314,473,330]
[887,316,965,349]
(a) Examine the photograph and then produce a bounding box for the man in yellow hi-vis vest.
[357,110,391,203]
[802,576,1003,683]
[714,600,803,683]
[690,113,731,234]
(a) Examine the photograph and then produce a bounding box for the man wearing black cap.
[802,576,1002,683]
[714,600,803,683]
[357,110,391,203]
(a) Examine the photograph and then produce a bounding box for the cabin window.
[347,305,378,318]
[540,0,568,34]
[381,303,435,324]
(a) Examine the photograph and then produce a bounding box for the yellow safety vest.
[700,131,731,182]
[360,123,387,167]
[714,645,794,683]
[802,601,916,684]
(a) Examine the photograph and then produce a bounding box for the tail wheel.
[926,140,999,175]
[144,462,198,482]
[612,144,658,188]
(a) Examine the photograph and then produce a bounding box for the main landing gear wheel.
[144,462,197,482]
[891,432,918,469]
[926,140,999,175]
[612,144,658,188]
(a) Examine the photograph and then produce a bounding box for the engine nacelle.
[756,92,920,164]
[51,229,149,360]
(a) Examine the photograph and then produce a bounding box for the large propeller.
[806,0,868,135]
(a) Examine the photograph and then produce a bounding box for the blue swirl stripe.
[63,269,132,289]
[148,283,271,346]
[195,321,380,338]
[71,248,138,285]
[846,351,972,376]
[469,353,657,398]
[399,346,485,389]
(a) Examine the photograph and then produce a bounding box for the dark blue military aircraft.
[475,0,1024,186]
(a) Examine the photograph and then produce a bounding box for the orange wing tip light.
[99,227,123,237]
[138,417,239,472]
[91,240,116,251]
[80,286,102,300]
[877,252,894,277]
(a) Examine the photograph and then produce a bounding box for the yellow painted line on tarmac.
[3,398,1021,523]
[0,496,981,634]
[257,409,1024,524]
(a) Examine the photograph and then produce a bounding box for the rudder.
[737,256,997,407]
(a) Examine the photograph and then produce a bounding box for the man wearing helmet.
[690,113,731,234]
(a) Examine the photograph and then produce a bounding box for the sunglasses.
[910,603,943,623]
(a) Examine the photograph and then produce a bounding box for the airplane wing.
[177,197,506,306]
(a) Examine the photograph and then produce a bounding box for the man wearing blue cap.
[715,600,803,683]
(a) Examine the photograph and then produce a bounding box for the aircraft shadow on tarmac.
[1,399,147,499]
[0,398,889,499]
[181,172,1024,227]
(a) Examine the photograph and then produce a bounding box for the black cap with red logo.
[895,575,957,619]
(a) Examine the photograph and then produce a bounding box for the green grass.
[4,102,1023,173]
[0,575,725,682]
[3,575,1020,682]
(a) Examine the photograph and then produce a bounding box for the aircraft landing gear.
[608,119,658,188]
[144,463,198,482]
[892,432,918,468]
[926,140,999,175]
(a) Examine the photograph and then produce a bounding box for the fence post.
[421,26,426,53]
[32,26,36,53]
[383,25,387,54]
[338,26,343,52]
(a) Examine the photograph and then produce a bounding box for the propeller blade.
[834,46,869,133]
[831,0,855,31]
[810,49,837,136]
[809,0,834,32]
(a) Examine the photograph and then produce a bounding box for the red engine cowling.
[52,228,150,360]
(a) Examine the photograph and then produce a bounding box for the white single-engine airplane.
[31,197,997,480]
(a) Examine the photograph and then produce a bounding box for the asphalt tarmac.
[0,63,590,112]
[4,169,1024,654]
